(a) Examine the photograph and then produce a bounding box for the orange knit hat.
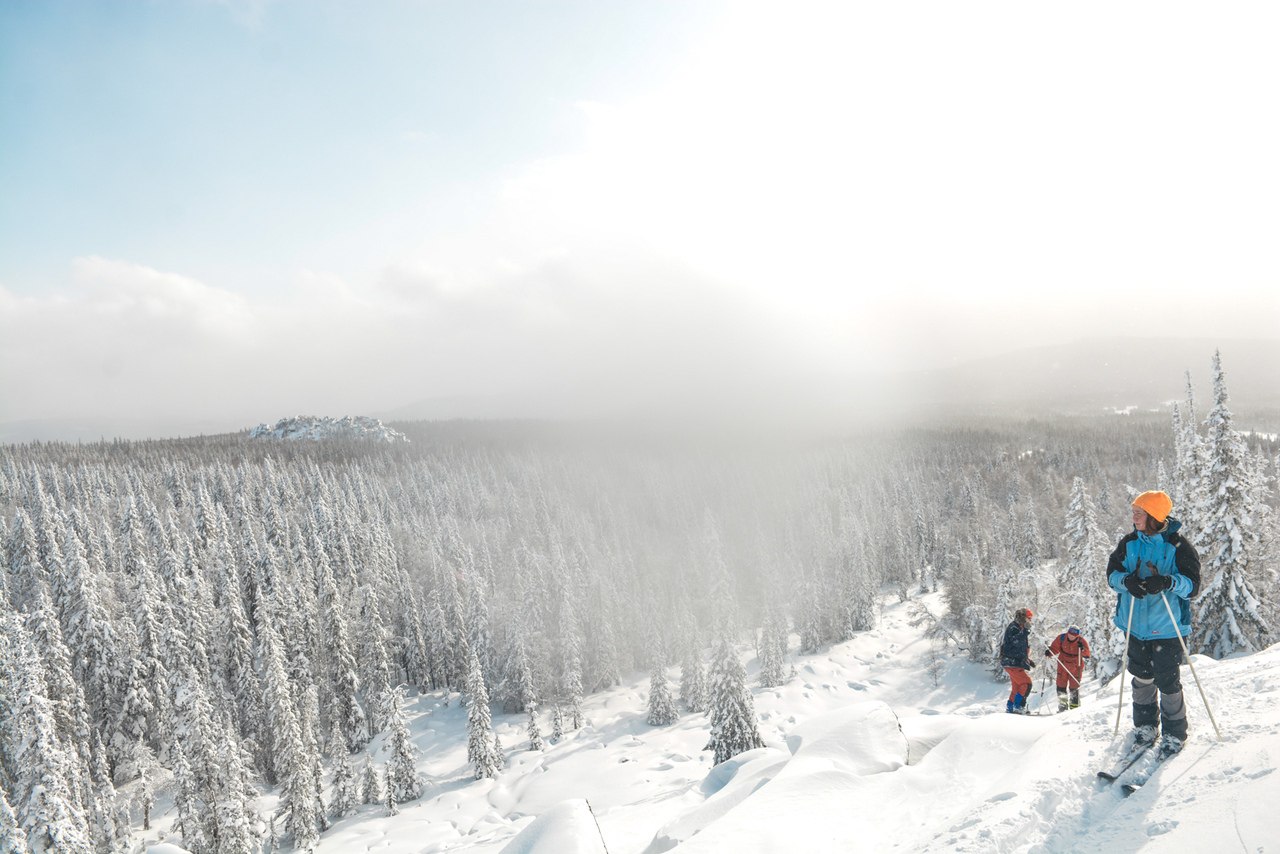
[1132,490,1173,523]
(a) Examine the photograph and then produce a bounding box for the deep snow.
[139,593,1280,853]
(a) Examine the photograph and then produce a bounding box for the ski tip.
[1096,771,1117,782]
[1121,784,1140,796]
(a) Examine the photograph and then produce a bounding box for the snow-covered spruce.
[681,642,708,713]
[705,636,766,765]
[527,702,546,751]
[1060,476,1120,666]
[646,660,679,726]
[383,687,422,803]
[1190,351,1273,656]
[359,754,381,806]
[465,650,502,779]
[327,722,357,821]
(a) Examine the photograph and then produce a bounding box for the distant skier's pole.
[1046,653,1081,687]
[1158,592,1223,741]
[1114,597,1135,737]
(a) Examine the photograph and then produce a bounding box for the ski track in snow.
[133,593,1280,853]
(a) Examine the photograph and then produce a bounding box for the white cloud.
[389,1,1280,371]
[0,251,806,429]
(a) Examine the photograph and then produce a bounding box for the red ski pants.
[1005,666,1032,703]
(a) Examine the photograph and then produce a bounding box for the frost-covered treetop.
[247,415,409,443]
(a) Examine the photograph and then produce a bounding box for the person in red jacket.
[1045,625,1091,711]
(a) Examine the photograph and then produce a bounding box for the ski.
[1096,742,1153,784]
[1120,748,1178,796]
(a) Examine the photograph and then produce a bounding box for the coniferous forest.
[1,353,1276,853]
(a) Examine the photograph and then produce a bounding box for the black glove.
[1123,573,1147,599]
[1142,574,1173,594]
[1044,649,1053,657]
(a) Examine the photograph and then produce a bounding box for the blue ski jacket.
[1106,517,1201,641]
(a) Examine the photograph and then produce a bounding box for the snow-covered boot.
[1158,734,1184,758]
[1133,725,1158,747]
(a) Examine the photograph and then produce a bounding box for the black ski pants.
[1127,635,1187,739]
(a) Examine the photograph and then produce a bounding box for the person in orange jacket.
[1045,625,1091,711]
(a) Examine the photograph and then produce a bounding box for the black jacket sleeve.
[1173,534,1201,598]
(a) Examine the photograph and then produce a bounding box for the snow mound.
[645,748,790,853]
[246,415,408,443]
[498,799,608,854]
[781,700,909,774]
[649,701,908,853]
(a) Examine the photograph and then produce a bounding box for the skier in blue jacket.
[1107,490,1201,756]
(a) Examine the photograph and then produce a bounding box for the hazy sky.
[2,1,1279,435]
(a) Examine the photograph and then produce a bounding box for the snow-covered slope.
[246,415,408,443]
[139,594,1280,853]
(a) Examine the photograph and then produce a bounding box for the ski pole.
[1114,596,1135,737]
[1046,653,1081,687]
[1045,652,1083,712]
[1157,591,1223,741]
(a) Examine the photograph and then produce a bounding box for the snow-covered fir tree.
[1059,477,1118,667]
[646,659,679,726]
[134,741,156,830]
[328,722,357,821]
[210,729,261,854]
[705,636,766,765]
[359,755,381,806]
[86,733,129,854]
[1193,351,1274,657]
[3,613,94,854]
[681,639,708,713]
[465,650,502,780]
[798,571,824,654]
[550,704,565,742]
[0,787,31,854]
[1174,373,1207,530]
[171,739,208,853]
[318,558,366,755]
[355,583,393,737]
[383,768,398,817]
[260,623,320,850]
[383,687,422,803]
[757,599,788,688]
[527,703,546,751]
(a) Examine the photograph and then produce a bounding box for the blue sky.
[0,0,713,294]
[2,1,1279,438]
